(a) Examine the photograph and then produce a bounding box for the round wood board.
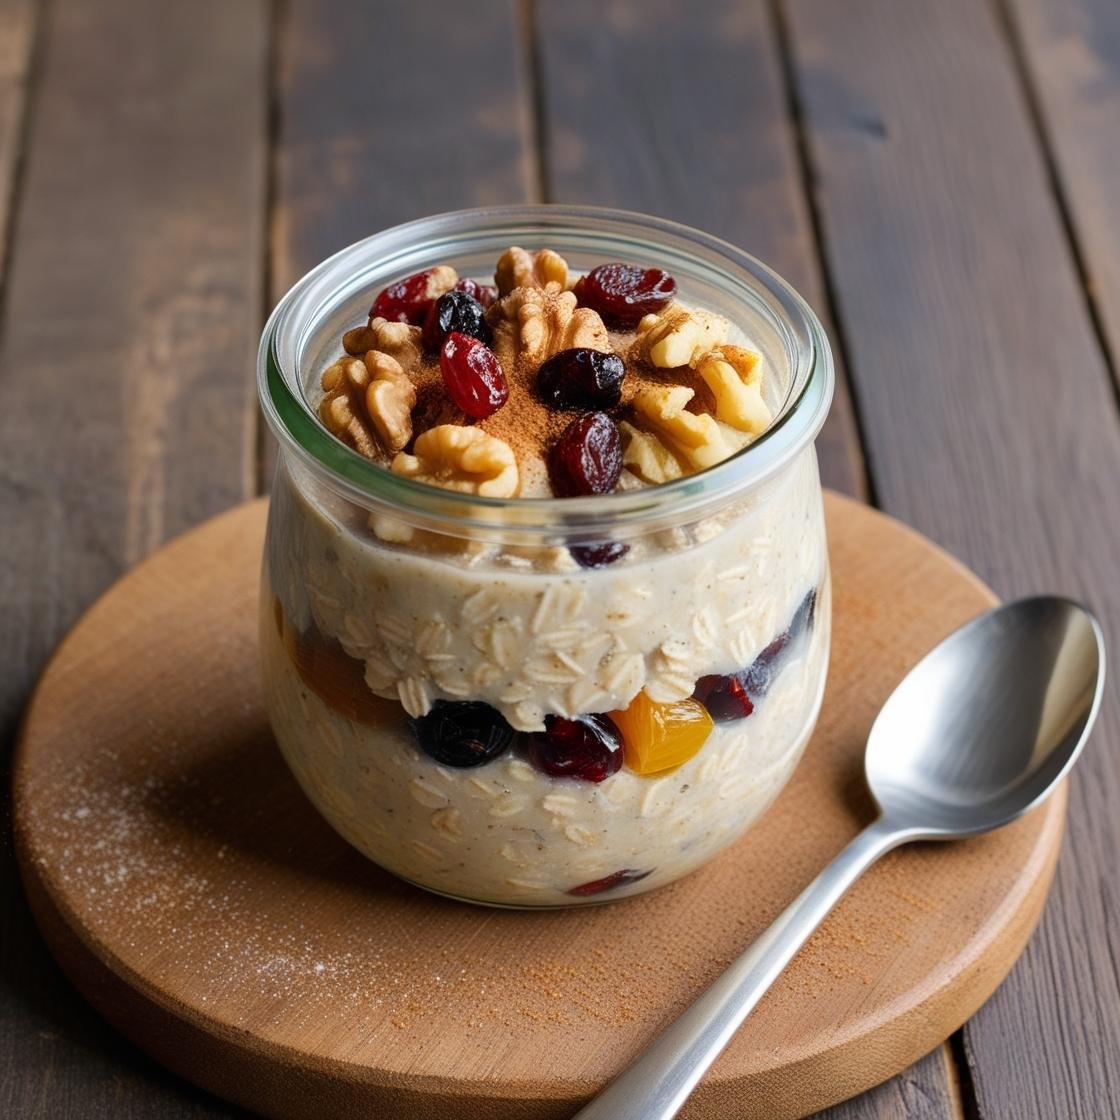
[13,492,1065,1120]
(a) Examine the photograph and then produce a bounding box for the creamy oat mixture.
[261,245,830,905]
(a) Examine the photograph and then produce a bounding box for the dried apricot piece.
[274,604,397,727]
[610,692,713,775]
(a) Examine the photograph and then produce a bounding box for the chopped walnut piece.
[495,247,569,296]
[696,345,771,436]
[391,425,519,497]
[630,305,730,369]
[619,420,685,484]
[319,357,379,458]
[343,316,424,368]
[491,287,610,371]
[368,513,415,544]
[631,384,735,470]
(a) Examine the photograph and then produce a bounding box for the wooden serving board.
[13,493,1065,1119]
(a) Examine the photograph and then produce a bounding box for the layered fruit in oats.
[260,226,832,907]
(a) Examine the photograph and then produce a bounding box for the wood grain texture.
[264,0,534,486]
[1005,0,1120,386]
[272,0,533,297]
[0,1,267,1117]
[0,0,34,283]
[14,494,1065,1120]
[783,1,1120,1116]
[533,0,867,500]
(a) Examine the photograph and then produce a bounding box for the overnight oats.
[257,207,834,907]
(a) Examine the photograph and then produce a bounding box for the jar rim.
[258,204,834,538]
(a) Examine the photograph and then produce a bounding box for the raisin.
[413,701,515,767]
[572,263,676,327]
[423,290,491,351]
[548,412,622,497]
[439,332,509,419]
[537,347,625,410]
[528,714,624,783]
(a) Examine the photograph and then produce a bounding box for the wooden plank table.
[1,1,1116,1116]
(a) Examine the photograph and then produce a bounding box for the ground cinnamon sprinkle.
[404,323,716,495]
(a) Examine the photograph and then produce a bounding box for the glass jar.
[257,206,834,907]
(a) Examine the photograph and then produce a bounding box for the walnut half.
[319,349,417,458]
[491,287,610,371]
[364,351,417,451]
[319,357,378,458]
[391,425,519,497]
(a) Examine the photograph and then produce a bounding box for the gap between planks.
[769,0,875,505]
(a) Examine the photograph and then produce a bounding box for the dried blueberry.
[413,700,515,767]
[423,289,492,351]
[529,714,624,783]
[570,541,629,568]
[454,277,497,309]
[537,348,625,410]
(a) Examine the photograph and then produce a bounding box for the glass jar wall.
[258,206,834,907]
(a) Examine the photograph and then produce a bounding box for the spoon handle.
[572,817,905,1120]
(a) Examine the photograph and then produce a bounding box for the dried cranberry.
[694,673,755,722]
[529,714,623,783]
[573,263,676,327]
[413,701,514,768]
[571,541,629,568]
[370,267,449,324]
[567,868,654,897]
[537,347,625,410]
[695,589,819,721]
[454,277,496,309]
[743,635,789,697]
[549,412,622,497]
[422,290,491,351]
[439,332,508,419]
[790,587,818,640]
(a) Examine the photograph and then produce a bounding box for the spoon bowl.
[575,595,1106,1120]
[866,596,1106,837]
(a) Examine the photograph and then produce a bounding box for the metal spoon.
[574,596,1105,1120]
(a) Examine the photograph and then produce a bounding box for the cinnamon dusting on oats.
[318,250,769,497]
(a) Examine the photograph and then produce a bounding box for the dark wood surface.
[0,1,1116,1117]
